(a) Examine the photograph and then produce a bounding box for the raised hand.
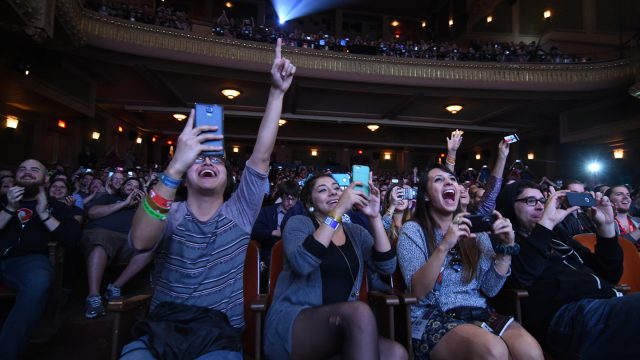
[491,211,515,245]
[6,186,24,210]
[538,191,580,231]
[442,213,475,252]
[166,109,224,177]
[588,192,616,238]
[360,178,381,218]
[497,139,510,159]
[35,186,49,218]
[446,129,464,153]
[270,38,296,93]
[64,195,76,208]
[335,182,368,216]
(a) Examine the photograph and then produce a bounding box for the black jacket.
[507,224,623,344]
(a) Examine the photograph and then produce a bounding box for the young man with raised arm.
[121,39,295,359]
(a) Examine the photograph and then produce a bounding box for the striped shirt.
[151,164,268,328]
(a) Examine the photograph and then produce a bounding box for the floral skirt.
[412,308,465,360]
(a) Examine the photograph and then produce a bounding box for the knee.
[385,341,408,360]
[474,336,509,360]
[340,301,376,330]
[509,335,544,360]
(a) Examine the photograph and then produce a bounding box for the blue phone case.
[351,165,370,196]
[194,103,224,156]
[332,173,350,188]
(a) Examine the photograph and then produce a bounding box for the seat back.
[267,240,283,306]
[573,233,597,252]
[617,236,640,293]
[243,241,261,359]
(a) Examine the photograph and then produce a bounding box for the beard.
[16,178,45,198]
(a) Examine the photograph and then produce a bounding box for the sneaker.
[85,295,105,319]
[105,283,123,303]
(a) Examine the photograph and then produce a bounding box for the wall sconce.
[543,10,552,19]
[383,152,392,160]
[448,18,454,27]
[221,89,241,100]
[278,119,287,126]
[136,137,142,144]
[475,153,481,160]
[173,114,187,121]
[152,136,157,143]
[613,149,624,159]
[92,132,101,140]
[421,21,427,28]
[5,115,18,129]
[445,105,463,114]
[527,152,535,160]
[311,148,318,157]
[232,145,240,153]
[486,16,493,23]
[390,20,399,27]
[367,124,380,132]
[57,120,67,128]
[224,1,233,8]
[117,125,124,133]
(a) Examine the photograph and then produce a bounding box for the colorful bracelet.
[145,194,170,214]
[160,172,181,189]
[143,197,167,221]
[149,189,172,210]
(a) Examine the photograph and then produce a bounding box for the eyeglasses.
[194,155,224,165]
[515,196,547,206]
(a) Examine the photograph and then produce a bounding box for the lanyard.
[615,215,636,235]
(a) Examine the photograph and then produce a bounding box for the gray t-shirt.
[151,163,268,328]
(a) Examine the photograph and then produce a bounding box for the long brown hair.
[411,166,480,284]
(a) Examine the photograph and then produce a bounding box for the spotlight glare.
[587,162,602,173]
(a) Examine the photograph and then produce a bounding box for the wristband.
[41,215,51,223]
[493,242,520,255]
[160,172,181,189]
[145,194,170,214]
[143,197,167,221]
[149,189,172,210]
[2,206,16,215]
[323,216,340,230]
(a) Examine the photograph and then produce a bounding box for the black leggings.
[291,301,379,360]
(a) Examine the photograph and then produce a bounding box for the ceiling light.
[391,20,400,27]
[221,89,241,100]
[173,113,187,121]
[543,10,552,19]
[448,19,454,27]
[367,124,380,132]
[278,119,287,126]
[527,152,535,160]
[92,131,101,140]
[613,149,624,159]
[224,1,233,8]
[445,105,463,114]
[6,116,18,129]
[486,16,493,23]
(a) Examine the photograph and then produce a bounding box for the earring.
[308,206,314,212]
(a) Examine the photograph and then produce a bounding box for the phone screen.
[504,134,519,144]
[351,165,370,196]
[194,103,224,156]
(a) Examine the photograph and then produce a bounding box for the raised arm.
[445,129,463,172]
[246,38,296,174]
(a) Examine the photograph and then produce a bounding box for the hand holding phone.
[566,192,595,208]
[351,165,370,196]
[503,134,519,144]
[464,213,499,233]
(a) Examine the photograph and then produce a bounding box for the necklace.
[335,239,360,297]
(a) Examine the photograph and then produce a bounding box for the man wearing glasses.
[123,39,295,359]
[496,180,640,359]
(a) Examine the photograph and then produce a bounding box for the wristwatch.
[323,216,340,230]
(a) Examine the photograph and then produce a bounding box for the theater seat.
[243,240,266,360]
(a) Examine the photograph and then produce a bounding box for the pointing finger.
[275,38,282,61]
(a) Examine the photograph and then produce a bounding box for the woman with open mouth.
[397,166,542,360]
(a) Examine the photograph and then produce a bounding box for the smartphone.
[332,173,350,189]
[391,178,399,184]
[194,103,224,156]
[351,165,370,196]
[464,213,499,233]
[503,134,519,144]
[401,187,418,200]
[566,192,595,207]
[127,171,134,177]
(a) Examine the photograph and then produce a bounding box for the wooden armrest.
[107,294,152,312]
[386,289,418,305]
[615,284,631,295]
[250,294,268,311]
[368,291,401,306]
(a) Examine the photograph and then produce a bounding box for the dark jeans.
[0,254,54,360]
[547,292,640,360]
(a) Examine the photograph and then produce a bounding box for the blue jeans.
[547,292,640,360]
[0,254,54,360]
[120,336,243,360]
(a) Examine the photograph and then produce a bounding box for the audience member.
[0,159,81,359]
[264,174,407,359]
[121,39,294,359]
[496,181,640,358]
[397,166,542,360]
[606,185,640,246]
